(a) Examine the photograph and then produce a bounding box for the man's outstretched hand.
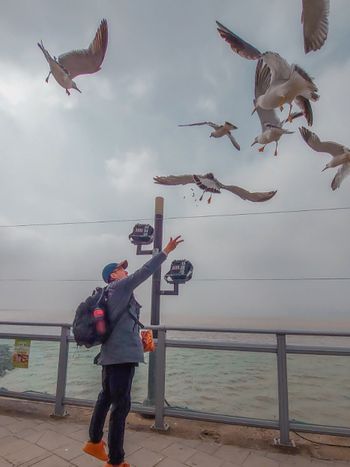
[163,236,184,255]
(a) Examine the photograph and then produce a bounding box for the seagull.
[299,127,350,190]
[252,60,304,156]
[302,0,330,54]
[216,21,319,122]
[38,19,108,96]
[178,121,240,151]
[154,173,277,204]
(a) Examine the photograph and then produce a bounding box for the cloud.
[0,0,349,327]
[106,148,158,194]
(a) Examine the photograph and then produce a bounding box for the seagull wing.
[216,21,261,60]
[58,19,108,78]
[153,175,195,186]
[302,0,330,54]
[255,59,280,130]
[219,182,277,202]
[255,59,271,97]
[178,122,219,129]
[227,133,241,151]
[294,95,313,126]
[262,52,291,83]
[299,127,346,157]
[331,162,350,191]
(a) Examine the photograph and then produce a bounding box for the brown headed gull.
[302,0,330,54]
[299,127,350,190]
[216,21,319,122]
[154,173,276,204]
[38,19,108,96]
[252,60,304,156]
[178,121,240,151]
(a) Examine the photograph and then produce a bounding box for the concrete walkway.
[0,411,349,467]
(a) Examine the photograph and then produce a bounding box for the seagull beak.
[251,141,257,147]
[251,106,257,116]
[321,166,328,172]
[72,83,82,93]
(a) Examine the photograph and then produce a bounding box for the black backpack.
[72,287,111,348]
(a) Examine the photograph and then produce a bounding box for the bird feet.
[66,89,71,96]
[274,149,278,156]
[258,146,265,153]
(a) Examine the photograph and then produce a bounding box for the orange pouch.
[141,329,155,352]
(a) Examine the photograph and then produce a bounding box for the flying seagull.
[302,0,330,54]
[154,173,277,204]
[178,121,240,151]
[38,19,108,95]
[252,60,304,156]
[299,127,350,190]
[216,21,319,122]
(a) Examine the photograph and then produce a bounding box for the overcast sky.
[0,0,349,330]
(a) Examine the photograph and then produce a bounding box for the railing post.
[275,333,294,447]
[51,325,70,418]
[152,328,169,431]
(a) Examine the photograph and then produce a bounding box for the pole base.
[151,422,170,432]
[273,437,296,448]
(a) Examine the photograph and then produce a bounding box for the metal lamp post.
[130,196,192,415]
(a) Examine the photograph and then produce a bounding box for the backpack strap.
[127,309,145,330]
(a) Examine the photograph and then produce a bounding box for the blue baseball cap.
[102,260,128,283]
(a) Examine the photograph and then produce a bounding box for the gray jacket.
[98,251,167,365]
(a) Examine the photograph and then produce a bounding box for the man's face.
[110,266,128,282]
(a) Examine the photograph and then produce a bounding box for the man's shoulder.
[107,279,126,296]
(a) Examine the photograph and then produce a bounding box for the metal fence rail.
[0,321,349,445]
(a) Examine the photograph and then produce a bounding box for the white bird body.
[178,121,240,151]
[38,19,108,95]
[38,42,80,94]
[255,126,293,145]
[256,54,319,112]
[323,151,350,171]
[252,60,302,155]
[299,127,350,190]
[210,122,235,138]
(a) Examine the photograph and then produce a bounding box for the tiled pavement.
[0,412,349,467]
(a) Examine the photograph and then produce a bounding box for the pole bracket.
[160,283,179,296]
[136,245,153,255]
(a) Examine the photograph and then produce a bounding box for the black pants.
[89,363,136,465]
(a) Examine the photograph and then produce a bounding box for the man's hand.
[163,236,184,255]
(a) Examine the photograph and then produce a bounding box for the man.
[83,235,183,467]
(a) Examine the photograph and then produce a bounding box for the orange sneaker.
[83,440,108,461]
[104,463,130,467]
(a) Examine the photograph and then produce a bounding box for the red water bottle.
[93,307,106,335]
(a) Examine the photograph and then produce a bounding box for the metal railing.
[0,321,349,446]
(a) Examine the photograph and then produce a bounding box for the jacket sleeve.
[123,251,167,291]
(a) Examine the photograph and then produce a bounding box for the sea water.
[1,332,349,428]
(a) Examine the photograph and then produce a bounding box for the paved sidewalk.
[0,412,349,467]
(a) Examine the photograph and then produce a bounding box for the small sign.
[12,338,31,368]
